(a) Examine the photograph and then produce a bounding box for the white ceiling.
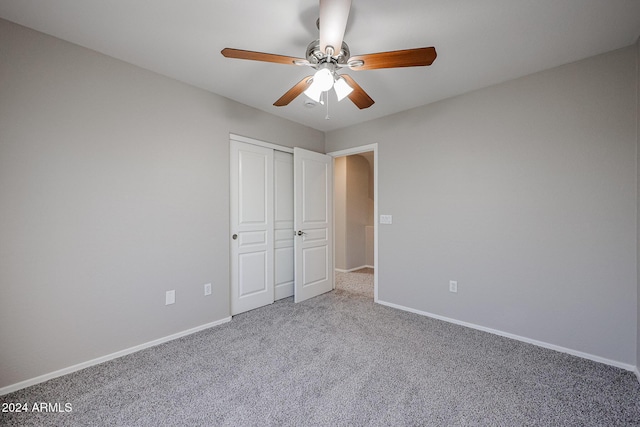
[1,0,639,132]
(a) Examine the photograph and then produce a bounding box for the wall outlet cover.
[166,290,176,305]
[380,215,393,224]
[449,281,458,293]
[204,283,212,296]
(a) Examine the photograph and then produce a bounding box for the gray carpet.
[2,272,640,426]
[335,269,374,298]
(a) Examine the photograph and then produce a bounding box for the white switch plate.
[449,281,458,293]
[204,283,212,296]
[380,215,393,224]
[165,290,175,305]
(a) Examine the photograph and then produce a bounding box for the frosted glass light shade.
[313,68,334,91]
[334,76,353,101]
[304,80,323,102]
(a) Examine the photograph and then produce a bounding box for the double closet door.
[230,137,334,315]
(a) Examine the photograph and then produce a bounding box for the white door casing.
[274,151,295,300]
[294,147,334,303]
[230,140,274,315]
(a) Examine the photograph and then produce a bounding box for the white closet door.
[230,140,274,315]
[274,151,294,300]
[294,147,334,303]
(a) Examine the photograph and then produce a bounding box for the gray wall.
[327,46,638,365]
[334,157,347,270]
[345,155,372,270]
[0,19,324,388]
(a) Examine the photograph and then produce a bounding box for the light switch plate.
[380,215,393,224]
[166,290,175,305]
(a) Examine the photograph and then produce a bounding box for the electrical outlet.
[449,281,458,293]
[380,215,393,224]
[204,283,212,296]
[165,290,175,305]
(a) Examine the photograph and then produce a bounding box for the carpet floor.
[2,271,640,426]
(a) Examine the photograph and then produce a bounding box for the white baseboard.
[0,317,232,396]
[635,367,640,384]
[376,299,636,373]
[335,265,374,273]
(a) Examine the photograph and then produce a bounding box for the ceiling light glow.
[313,68,334,91]
[304,79,323,102]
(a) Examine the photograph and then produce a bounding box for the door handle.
[296,230,306,236]
[232,234,238,240]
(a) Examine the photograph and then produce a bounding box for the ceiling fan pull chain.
[325,91,330,120]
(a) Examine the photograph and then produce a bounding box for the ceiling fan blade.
[349,47,437,70]
[273,76,313,107]
[319,0,351,55]
[341,75,374,109]
[221,48,308,66]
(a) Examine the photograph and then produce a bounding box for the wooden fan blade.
[221,48,307,66]
[341,75,374,109]
[349,47,437,70]
[319,0,351,55]
[274,76,313,107]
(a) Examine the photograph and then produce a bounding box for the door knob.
[232,234,238,240]
[297,230,306,236]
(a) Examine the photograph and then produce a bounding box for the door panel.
[275,246,294,296]
[230,140,274,314]
[294,148,333,303]
[302,245,328,286]
[238,231,267,246]
[274,151,295,300]
[239,151,269,224]
[301,159,329,223]
[239,252,268,295]
[302,229,328,242]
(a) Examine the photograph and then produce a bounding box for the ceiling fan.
[221,0,437,110]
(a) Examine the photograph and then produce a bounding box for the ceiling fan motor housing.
[306,39,350,66]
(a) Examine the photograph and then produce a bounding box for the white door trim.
[327,143,379,302]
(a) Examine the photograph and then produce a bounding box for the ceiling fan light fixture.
[222,0,437,111]
[313,67,334,91]
[333,76,353,101]
[304,79,324,102]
